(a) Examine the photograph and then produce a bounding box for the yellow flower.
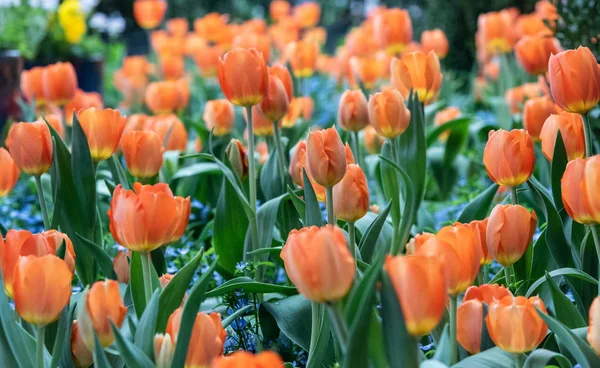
[58,0,87,44]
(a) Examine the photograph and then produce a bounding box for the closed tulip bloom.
[64,89,104,126]
[588,297,600,355]
[286,40,319,78]
[0,230,32,297]
[108,183,191,252]
[364,125,384,154]
[406,232,435,255]
[244,105,274,136]
[13,255,72,326]
[487,204,537,267]
[515,35,559,75]
[193,44,223,77]
[486,296,548,353]
[120,130,164,178]
[549,47,600,113]
[561,158,595,224]
[293,1,320,28]
[6,120,53,175]
[148,114,188,151]
[477,10,515,54]
[281,226,354,302]
[373,9,413,55]
[159,55,185,80]
[232,33,271,63]
[21,67,45,105]
[0,148,19,197]
[77,107,126,161]
[269,64,294,101]
[434,107,461,141]
[77,280,127,348]
[270,0,290,21]
[154,333,175,368]
[204,99,235,136]
[384,254,446,336]
[483,129,535,186]
[469,218,492,265]
[42,62,77,105]
[133,0,167,29]
[582,156,600,223]
[540,112,585,161]
[333,164,369,223]
[166,308,226,367]
[299,96,314,120]
[349,56,384,90]
[194,13,229,43]
[338,90,369,132]
[505,83,544,114]
[259,73,290,122]
[306,127,347,187]
[282,98,303,128]
[421,29,449,59]
[145,81,186,115]
[113,250,130,284]
[71,321,93,368]
[289,140,307,186]
[515,14,551,38]
[20,230,77,274]
[391,51,443,104]
[458,284,513,354]
[166,17,187,37]
[523,96,561,141]
[212,351,284,368]
[226,139,249,180]
[368,88,411,139]
[218,48,268,107]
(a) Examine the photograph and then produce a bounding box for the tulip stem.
[272,121,288,188]
[36,327,45,368]
[352,131,363,167]
[513,353,524,368]
[328,302,348,352]
[582,113,594,157]
[326,186,335,225]
[590,226,600,295]
[449,295,458,365]
[245,106,260,258]
[140,252,153,304]
[35,175,50,229]
[348,222,358,264]
[504,267,512,287]
[510,186,519,205]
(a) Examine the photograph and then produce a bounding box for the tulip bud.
[338,90,369,132]
[540,112,585,162]
[218,48,268,107]
[285,40,319,78]
[483,129,535,187]
[77,108,127,162]
[13,255,72,326]
[384,254,446,336]
[333,164,369,223]
[120,130,164,178]
[77,280,127,348]
[486,296,548,353]
[293,1,320,28]
[6,120,53,176]
[0,148,19,197]
[487,204,537,267]
[391,51,443,105]
[42,62,78,105]
[212,350,285,367]
[280,226,355,302]
[259,73,290,122]
[421,29,449,59]
[523,96,561,141]
[548,47,600,114]
[373,8,412,55]
[515,35,559,75]
[589,297,600,355]
[148,114,188,151]
[306,127,347,187]
[203,99,235,136]
[113,250,130,284]
[21,67,45,105]
[269,64,294,101]
[368,88,411,139]
[108,183,191,252]
[226,139,249,180]
[154,333,175,368]
[71,321,93,368]
[133,0,167,29]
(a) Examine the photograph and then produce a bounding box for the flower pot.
[24,55,104,95]
[0,50,23,135]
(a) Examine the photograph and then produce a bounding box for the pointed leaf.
[134,290,161,359]
[302,168,324,227]
[457,184,499,223]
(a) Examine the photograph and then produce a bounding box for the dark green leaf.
[205,277,297,298]
[130,251,159,319]
[452,347,514,368]
[551,132,568,211]
[134,290,160,359]
[302,168,324,227]
[171,162,220,179]
[50,305,75,368]
[222,305,253,328]
[287,185,306,221]
[426,117,473,146]
[524,348,573,368]
[214,179,249,272]
[110,322,154,368]
[71,114,97,236]
[263,295,312,351]
[358,201,392,263]
[106,155,131,190]
[75,234,117,280]
[526,268,598,297]
[92,333,111,368]
[457,184,499,223]
[544,272,586,328]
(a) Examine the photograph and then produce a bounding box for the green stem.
[140,252,153,304]
[388,138,402,255]
[504,267,512,287]
[513,353,524,368]
[309,302,319,359]
[245,106,260,258]
[326,186,335,225]
[35,175,50,229]
[348,222,357,264]
[582,112,594,157]
[272,120,288,187]
[328,302,349,352]
[352,131,363,167]
[477,268,484,286]
[391,225,400,256]
[449,295,458,365]
[36,327,45,368]
[590,225,600,295]
[510,186,519,205]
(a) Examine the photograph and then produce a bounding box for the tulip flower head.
[373,8,413,55]
[540,111,586,162]
[0,148,19,197]
[391,50,443,105]
[486,204,537,267]
[286,40,319,78]
[483,129,535,187]
[212,350,284,368]
[113,250,131,284]
[77,107,127,162]
[421,29,449,59]
[226,139,249,180]
[134,0,167,29]
[218,48,269,107]
[147,114,188,151]
[338,89,369,132]
[333,164,369,223]
[523,96,561,141]
[259,72,290,122]
[270,0,290,22]
[120,130,165,178]
[71,321,93,368]
[306,127,347,187]
[64,89,104,126]
[293,1,320,28]
[42,62,78,105]
[588,297,600,355]
[204,99,235,136]
[368,88,411,139]
[21,67,45,106]
[5,120,53,176]
[577,156,600,223]
[477,10,515,55]
[514,35,559,75]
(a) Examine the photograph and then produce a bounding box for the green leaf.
[426,117,473,146]
[302,168,324,227]
[457,184,499,223]
[551,131,568,211]
[205,277,297,298]
[307,302,334,368]
[106,155,131,190]
[110,321,155,368]
[287,185,306,221]
[433,324,450,364]
[130,251,160,319]
[524,349,573,368]
[245,192,289,261]
[50,305,75,368]
[379,142,400,228]
[526,268,598,297]
[246,247,283,257]
[358,201,392,263]
[171,258,218,368]
[71,114,97,237]
[544,272,586,328]
[263,295,312,351]
[171,162,220,179]
[443,122,470,166]
[222,305,253,328]
[452,347,514,368]
[92,333,111,368]
[260,146,286,200]
[214,179,249,273]
[75,234,117,280]
[134,290,160,359]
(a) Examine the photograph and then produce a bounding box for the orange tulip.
[13,255,72,326]
[280,226,354,302]
[241,19,267,35]
[159,55,185,80]
[515,14,551,39]
[108,183,191,252]
[6,120,53,175]
[270,0,290,22]
[293,1,320,28]
[363,125,385,154]
[384,254,446,336]
[338,89,369,132]
[468,218,492,265]
[477,10,515,54]
[174,78,190,112]
[244,105,274,136]
[154,333,175,368]
[212,350,284,368]
[421,29,449,59]
[298,96,314,121]
[345,27,378,58]
[77,107,126,161]
[483,129,535,186]
[515,35,559,75]
[434,107,461,141]
[333,164,369,223]
[148,114,188,151]
[133,0,167,29]
[281,98,303,128]
[42,62,78,105]
[145,80,187,115]
[18,230,77,274]
[483,61,500,81]
[580,156,600,223]
[406,232,435,255]
[269,64,294,101]
[306,127,347,187]
[536,1,559,26]
[0,148,19,197]
[256,141,269,164]
[218,48,268,107]
[418,223,482,295]
[113,250,130,284]
[344,142,355,164]
[391,51,443,104]
[193,43,224,77]
[486,295,548,353]
[165,308,226,367]
[269,18,300,53]
[184,34,206,56]
[523,96,561,141]
[166,18,188,37]
[77,280,127,348]
[232,33,271,63]
[548,47,600,114]
[194,13,230,44]
[289,141,307,186]
[349,56,384,90]
[373,9,413,55]
[589,297,600,355]
[64,89,104,126]
[21,67,45,105]
[286,40,319,78]
[303,26,327,47]
[259,71,290,122]
[487,204,537,267]
[0,230,31,297]
[540,111,585,161]
[120,130,164,178]
[561,158,595,224]
[505,83,544,114]
[226,139,249,180]
[458,284,513,354]
[368,88,411,139]
[71,321,93,368]
[203,99,235,136]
